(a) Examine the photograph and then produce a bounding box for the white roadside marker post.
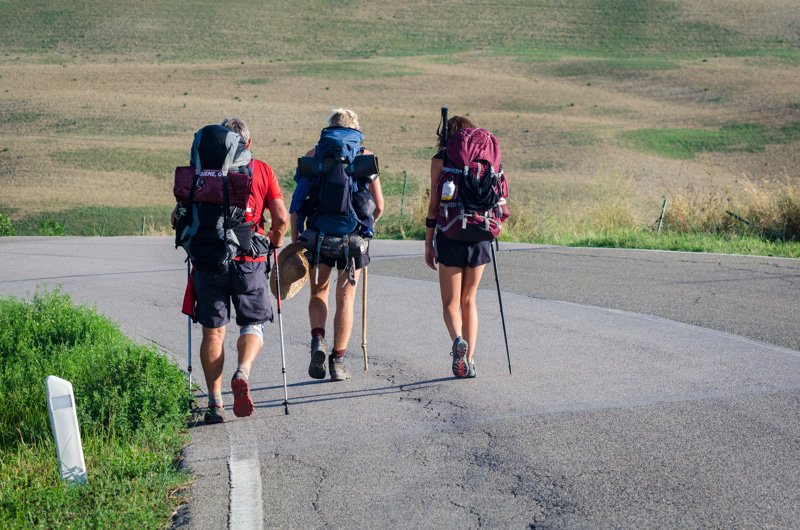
[45,375,87,485]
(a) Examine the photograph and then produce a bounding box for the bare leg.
[332,268,361,350]
[460,264,486,361]
[236,333,262,371]
[309,264,333,331]
[200,326,226,395]
[438,265,464,341]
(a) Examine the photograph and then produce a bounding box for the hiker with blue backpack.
[172,117,289,423]
[424,111,510,378]
[290,109,384,381]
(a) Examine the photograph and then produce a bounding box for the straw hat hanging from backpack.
[270,243,310,300]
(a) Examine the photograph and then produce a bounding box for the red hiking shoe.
[231,371,254,417]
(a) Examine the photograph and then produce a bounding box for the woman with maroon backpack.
[424,110,510,379]
[425,115,486,378]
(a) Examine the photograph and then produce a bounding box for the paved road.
[1,237,799,528]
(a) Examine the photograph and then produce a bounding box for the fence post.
[400,171,408,214]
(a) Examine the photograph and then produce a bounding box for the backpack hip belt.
[298,229,369,261]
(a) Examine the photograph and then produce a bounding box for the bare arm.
[370,177,384,223]
[266,198,289,248]
[424,159,442,270]
[425,159,442,236]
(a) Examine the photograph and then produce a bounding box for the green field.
[0,0,799,247]
[2,1,800,526]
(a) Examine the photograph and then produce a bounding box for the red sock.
[331,348,346,359]
[312,328,325,339]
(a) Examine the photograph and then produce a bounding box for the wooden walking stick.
[362,266,368,370]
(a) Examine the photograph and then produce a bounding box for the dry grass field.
[0,0,798,238]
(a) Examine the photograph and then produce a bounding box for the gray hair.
[221,116,250,142]
[326,108,359,129]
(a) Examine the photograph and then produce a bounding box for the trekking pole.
[490,241,512,375]
[361,266,368,370]
[272,247,290,415]
[440,107,450,166]
[187,259,193,393]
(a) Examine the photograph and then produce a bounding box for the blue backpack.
[295,126,377,237]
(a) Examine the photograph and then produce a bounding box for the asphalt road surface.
[1,237,798,529]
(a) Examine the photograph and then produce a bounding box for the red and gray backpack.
[173,124,267,269]
[436,128,510,242]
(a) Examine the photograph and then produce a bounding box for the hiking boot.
[204,404,225,424]
[309,337,328,379]
[329,356,350,381]
[466,361,477,379]
[231,371,254,418]
[451,337,468,378]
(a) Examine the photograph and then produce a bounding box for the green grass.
[566,229,800,258]
[0,287,192,528]
[535,57,681,78]
[3,205,174,236]
[1,0,797,63]
[0,212,15,236]
[379,171,420,197]
[50,147,185,179]
[239,77,271,85]
[619,123,800,159]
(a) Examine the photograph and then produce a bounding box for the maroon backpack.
[435,128,509,242]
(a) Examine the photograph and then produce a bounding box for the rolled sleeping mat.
[297,156,318,178]
[298,154,380,182]
[352,154,380,183]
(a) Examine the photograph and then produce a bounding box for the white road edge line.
[229,446,263,530]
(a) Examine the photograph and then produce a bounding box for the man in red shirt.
[174,117,288,423]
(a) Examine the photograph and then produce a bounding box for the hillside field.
[0,0,799,236]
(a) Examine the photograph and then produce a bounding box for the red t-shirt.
[236,158,283,262]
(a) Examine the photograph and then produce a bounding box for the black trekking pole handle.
[440,107,449,166]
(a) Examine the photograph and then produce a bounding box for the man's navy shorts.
[435,231,492,268]
[193,261,273,329]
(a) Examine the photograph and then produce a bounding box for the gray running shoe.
[466,361,477,378]
[204,404,225,424]
[329,356,351,381]
[309,337,328,379]
[451,337,468,378]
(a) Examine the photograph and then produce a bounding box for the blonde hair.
[326,108,359,129]
[221,116,250,142]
